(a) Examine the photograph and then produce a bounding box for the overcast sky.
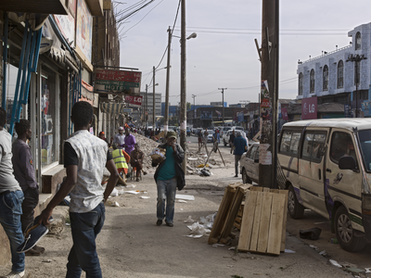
[118,0,371,106]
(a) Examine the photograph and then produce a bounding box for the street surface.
[0,135,370,277]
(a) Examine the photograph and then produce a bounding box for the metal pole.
[164,27,172,132]
[153,66,156,129]
[145,84,148,127]
[218,88,227,124]
[180,0,187,172]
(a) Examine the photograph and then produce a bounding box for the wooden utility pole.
[164,27,172,132]
[259,0,279,188]
[180,0,187,172]
[153,66,156,129]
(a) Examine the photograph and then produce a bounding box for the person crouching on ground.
[152,131,185,227]
[37,101,119,278]
[112,143,130,185]
[130,143,145,182]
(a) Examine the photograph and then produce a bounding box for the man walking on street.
[113,127,125,149]
[12,119,45,256]
[152,131,185,227]
[37,101,119,278]
[0,107,26,278]
[233,131,248,177]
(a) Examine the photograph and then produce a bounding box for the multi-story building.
[296,22,371,119]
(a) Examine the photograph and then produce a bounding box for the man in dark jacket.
[152,131,185,227]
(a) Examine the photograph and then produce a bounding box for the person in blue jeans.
[152,131,185,227]
[0,107,26,278]
[233,131,248,177]
[37,102,119,278]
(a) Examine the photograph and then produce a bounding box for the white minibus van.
[277,118,371,252]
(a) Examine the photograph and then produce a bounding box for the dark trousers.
[21,187,39,234]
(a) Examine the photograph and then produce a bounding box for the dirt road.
[0,136,370,277]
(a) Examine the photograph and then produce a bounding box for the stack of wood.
[209,184,288,256]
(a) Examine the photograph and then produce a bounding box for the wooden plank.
[249,192,263,252]
[237,191,258,251]
[208,184,239,244]
[266,193,286,255]
[220,185,250,242]
[257,192,273,252]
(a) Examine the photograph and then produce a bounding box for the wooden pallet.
[208,183,252,244]
[237,188,288,255]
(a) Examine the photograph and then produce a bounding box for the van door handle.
[326,168,332,173]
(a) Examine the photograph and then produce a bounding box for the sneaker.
[17,217,48,253]
[156,220,162,226]
[3,270,25,277]
[166,222,174,227]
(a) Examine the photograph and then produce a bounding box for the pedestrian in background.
[12,119,45,256]
[112,143,130,185]
[229,129,236,154]
[0,107,26,278]
[130,143,145,181]
[37,101,119,278]
[98,131,110,147]
[152,131,185,227]
[123,127,136,157]
[113,126,125,149]
[233,131,248,177]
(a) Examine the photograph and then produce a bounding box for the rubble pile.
[133,133,228,175]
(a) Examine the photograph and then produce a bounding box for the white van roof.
[283,118,371,131]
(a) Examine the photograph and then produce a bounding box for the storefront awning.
[101,103,125,115]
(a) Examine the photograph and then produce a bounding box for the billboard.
[302,97,318,120]
[95,69,142,95]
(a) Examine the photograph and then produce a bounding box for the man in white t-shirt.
[37,101,119,277]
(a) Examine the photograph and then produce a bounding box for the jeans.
[156,178,177,224]
[66,202,105,278]
[0,190,25,273]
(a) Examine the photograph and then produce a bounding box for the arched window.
[355,32,361,50]
[298,72,303,95]
[310,69,315,94]
[337,60,344,89]
[323,65,329,91]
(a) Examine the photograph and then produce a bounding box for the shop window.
[41,70,57,166]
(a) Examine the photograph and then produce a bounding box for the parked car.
[240,142,259,184]
[206,130,215,143]
[239,119,371,253]
[223,129,247,146]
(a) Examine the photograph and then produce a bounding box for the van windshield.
[358,129,371,173]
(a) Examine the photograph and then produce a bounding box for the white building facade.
[297,22,371,118]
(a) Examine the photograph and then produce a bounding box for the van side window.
[330,132,357,164]
[279,130,301,156]
[301,131,326,162]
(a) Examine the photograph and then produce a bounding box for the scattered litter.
[186,222,211,238]
[329,259,342,268]
[124,190,140,195]
[319,250,327,256]
[345,267,365,274]
[188,157,198,161]
[309,245,318,250]
[42,259,52,263]
[177,200,187,203]
[176,194,195,201]
[365,268,371,273]
[140,196,150,199]
[184,216,195,223]
[284,249,296,254]
[125,184,136,189]
[200,168,211,176]
[110,188,120,197]
[212,243,225,248]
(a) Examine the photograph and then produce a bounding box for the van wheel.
[288,186,304,219]
[334,206,367,252]
[242,168,252,184]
